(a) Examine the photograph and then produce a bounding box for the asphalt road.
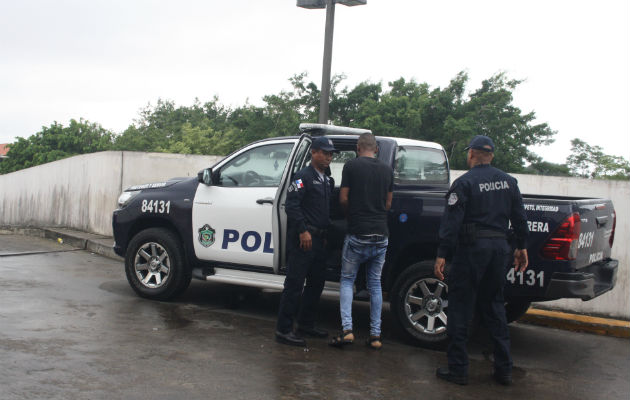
[1,233,628,400]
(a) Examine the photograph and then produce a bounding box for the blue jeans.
[339,234,388,336]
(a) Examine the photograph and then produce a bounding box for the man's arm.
[339,162,351,216]
[285,177,308,233]
[434,182,467,280]
[385,192,393,211]
[339,187,349,215]
[436,183,466,260]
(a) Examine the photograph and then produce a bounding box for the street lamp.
[297,0,367,124]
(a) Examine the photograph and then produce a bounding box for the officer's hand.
[513,249,529,272]
[299,231,312,251]
[434,257,446,281]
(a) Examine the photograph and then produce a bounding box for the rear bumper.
[545,259,618,301]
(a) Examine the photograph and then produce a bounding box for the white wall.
[0,151,222,235]
[0,152,123,234]
[0,154,627,318]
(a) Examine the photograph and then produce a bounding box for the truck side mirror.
[198,168,214,186]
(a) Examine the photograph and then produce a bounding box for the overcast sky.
[1,0,628,163]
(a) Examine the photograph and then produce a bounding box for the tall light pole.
[297,0,366,124]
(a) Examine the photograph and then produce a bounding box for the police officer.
[275,136,338,346]
[434,135,529,386]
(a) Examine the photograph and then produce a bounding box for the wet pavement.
[0,234,628,400]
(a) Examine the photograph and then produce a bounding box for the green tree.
[328,72,555,172]
[0,119,114,174]
[437,73,555,171]
[523,160,571,176]
[2,72,561,175]
[566,138,630,180]
[113,99,209,152]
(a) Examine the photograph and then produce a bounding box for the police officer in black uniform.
[275,136,338,346]
[434,135,529,386]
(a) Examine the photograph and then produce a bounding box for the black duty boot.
[493,370,513,386]
[275,331,307,347]
[436,367,468,385]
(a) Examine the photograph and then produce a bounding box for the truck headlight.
[117,191,141,208]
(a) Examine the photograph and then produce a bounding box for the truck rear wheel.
[125,228,191,301]
[390,261,449,347]
[505,300,531,323]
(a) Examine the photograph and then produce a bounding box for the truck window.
[218,143,294,187]
[291,139,312,179]
[394,146,448,185]
[329,150,357,186]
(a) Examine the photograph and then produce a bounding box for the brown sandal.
[328,330,354,348]
[366,335,382,350]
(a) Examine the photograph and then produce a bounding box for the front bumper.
[545,258,618,301]
[112,209,129,257]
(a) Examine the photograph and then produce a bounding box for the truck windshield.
[394,146,448,185]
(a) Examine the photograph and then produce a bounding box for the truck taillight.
[541,212,581,260]
[609,211,616,248]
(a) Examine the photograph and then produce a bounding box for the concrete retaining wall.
[0,151,222,235]
[1,152,628,319]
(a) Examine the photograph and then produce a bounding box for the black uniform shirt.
[340,156,393,236]
[437,164,528,258]
[285,164,334,233]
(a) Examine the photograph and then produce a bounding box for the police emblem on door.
[198,224,216,247]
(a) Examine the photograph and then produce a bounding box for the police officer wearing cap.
[275,136,338,346]
[434,135,529,386]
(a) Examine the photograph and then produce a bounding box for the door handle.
[256,198,274,205]
[596,215,608,227]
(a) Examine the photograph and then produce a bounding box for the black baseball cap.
[464,135,495,152]
[312,136,339,152]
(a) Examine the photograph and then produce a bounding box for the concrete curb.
[1,226,122,260]
[520,308,630,339]
[2,225,628,339]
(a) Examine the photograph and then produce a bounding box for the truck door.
[274,135,312,273]
[192,139,297,269]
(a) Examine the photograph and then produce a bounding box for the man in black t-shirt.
[329,133,393,349]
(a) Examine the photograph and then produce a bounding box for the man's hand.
[434,257,446,281]
[513,249,529,272]
[299,230,312,251]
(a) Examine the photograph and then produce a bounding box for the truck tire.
[125,228,192,301]
[390,261,449,347]
[505,300,531,323]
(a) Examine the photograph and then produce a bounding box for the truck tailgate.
[506,195,617,301]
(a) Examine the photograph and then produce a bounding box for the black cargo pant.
[276,230,327,334]
[446,237,512,376]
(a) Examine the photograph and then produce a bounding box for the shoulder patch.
[289,178,304,192]
[448,192,458,206]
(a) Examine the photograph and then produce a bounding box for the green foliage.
[567,139,630,180]
[523,161,571,177]
[328,71,555,172]
[0,119,113,174]
[2,72,570,175]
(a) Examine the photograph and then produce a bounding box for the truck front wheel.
[390,261,449,347]
[125,228,191,301]
[505,300,531,323]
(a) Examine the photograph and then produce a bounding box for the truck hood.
[125,177,190,192]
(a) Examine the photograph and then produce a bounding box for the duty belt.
[475,229,506,239]
[306,225,327,236]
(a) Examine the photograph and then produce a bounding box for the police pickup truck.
[112,124,618,346]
